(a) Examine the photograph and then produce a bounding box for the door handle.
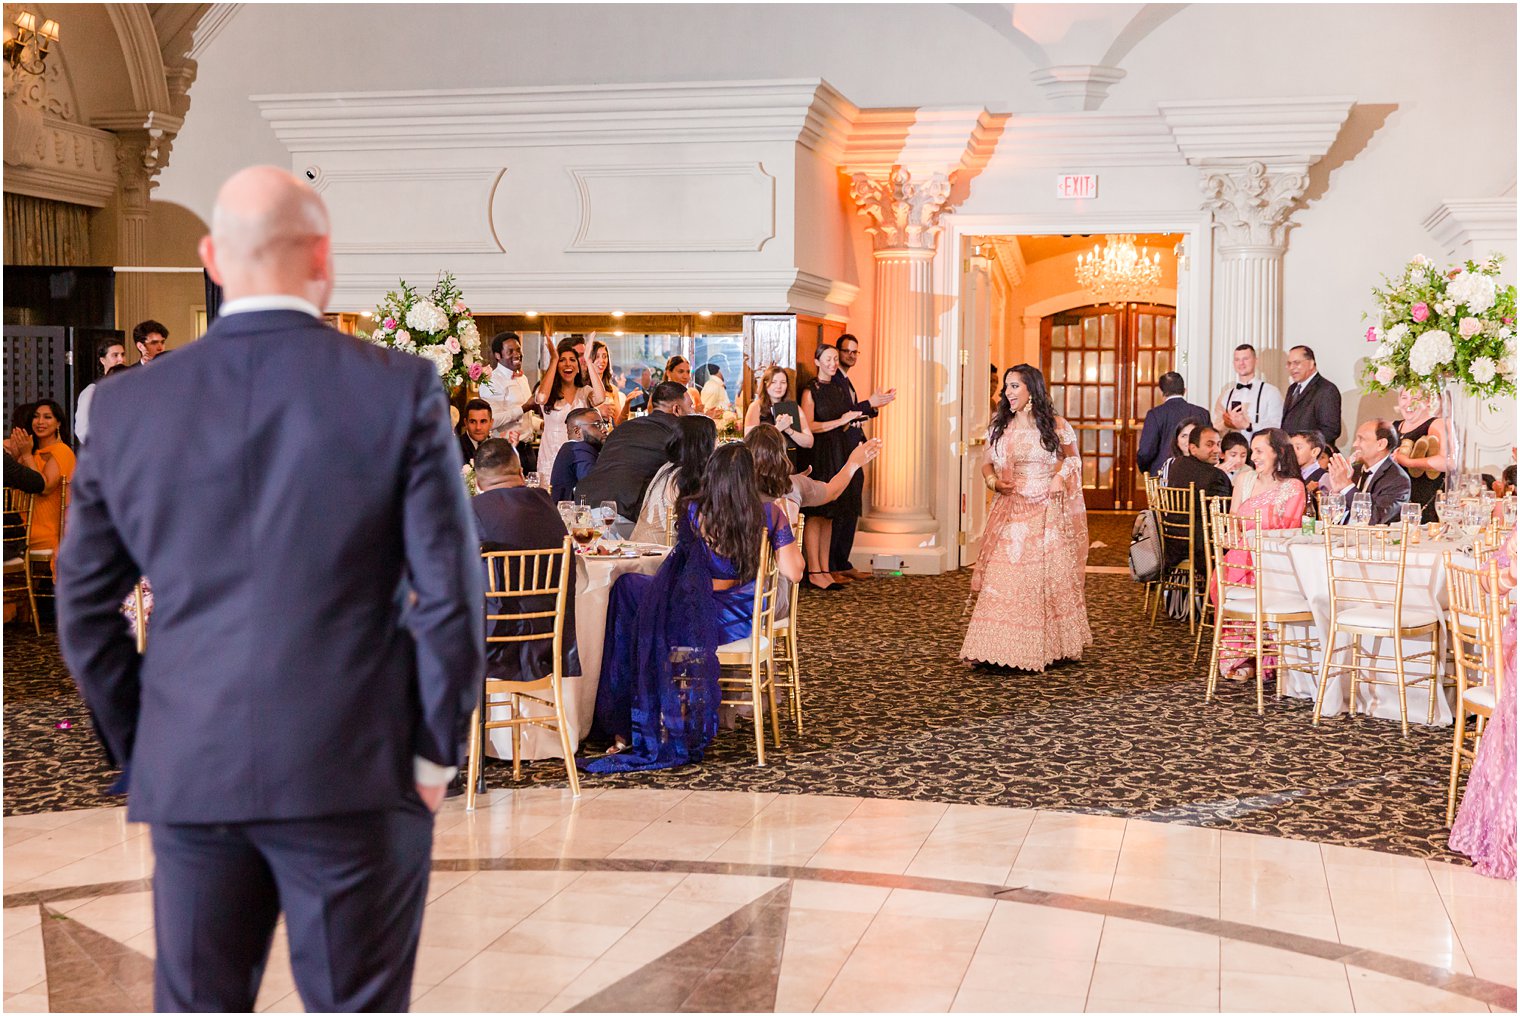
[969,437,987,447]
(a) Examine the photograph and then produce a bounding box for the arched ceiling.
[953,4,1187,74]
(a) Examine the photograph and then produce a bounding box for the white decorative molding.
[315,167,506,254]
[2,115,118,207]
[13,60,77,122]
[254,79,854,152]
[1422,199,1518,260]
[565,163,776,253]
[848,167,953,252]
[1158,97,1354,170]
[188,3,243,60]
[105,3,173,114]
[1029,65,1127,112]
[1200,161,1309,249]
[997,112,1181,167]
[841,107,999,181]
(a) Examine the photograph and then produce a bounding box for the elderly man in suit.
[1281,345,1342,447]
[1137,371,1210,476]
[57,166,483,1012]
[1326,419,1412,525]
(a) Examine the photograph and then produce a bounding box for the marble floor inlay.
[5,789,1515,1013]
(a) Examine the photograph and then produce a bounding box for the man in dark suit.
[473,438,579,684]
[1326,419,1412,524]
[1281,345,1342,447]
[575,380,690,522]
[830,333,896,579]
[56,166,483,1013]
[549,407,603,503]
[1161,424,1233,572]
[457,397,493,464]
[1136,371,1210,476]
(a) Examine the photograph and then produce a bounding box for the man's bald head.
[199,166,335,309]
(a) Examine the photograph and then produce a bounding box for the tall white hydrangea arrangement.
[362,273,484,391]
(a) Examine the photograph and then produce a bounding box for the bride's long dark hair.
[987,364,1061,455]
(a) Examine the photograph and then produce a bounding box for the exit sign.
[1056,174,1098,199]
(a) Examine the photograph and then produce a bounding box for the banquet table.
[1254,528,1467,725]
[485,545,668,761]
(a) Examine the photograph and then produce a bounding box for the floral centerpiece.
[715,408,741,443]
[461,463,478,497]
[362,272,484,390]
[1362,253,1516,490]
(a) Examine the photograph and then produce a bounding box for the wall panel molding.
[566,163,775,253]
[313,166,506,254]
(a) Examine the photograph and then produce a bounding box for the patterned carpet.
[2,524,1469,862]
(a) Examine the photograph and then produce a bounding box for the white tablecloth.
[486,548,668,761]
[1255,530,1461,725]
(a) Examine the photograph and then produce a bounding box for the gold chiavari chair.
[1312,523,1443,736]
[1192,493,1233,663]
[132,580,149,654]
[662,503,678,547]
[465,538,581,810]
[1443,552,1505,825]
[716,533,784,765]
[2,489,33,630]
[1139,473,1159,619]
[1205,510,1320,714]
[1149,484,1198,631]
[771,515,805,733]
[24,477,67,631]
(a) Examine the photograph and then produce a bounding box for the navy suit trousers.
[150,803,433,1013]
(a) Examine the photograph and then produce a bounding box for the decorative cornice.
[1,114,119,207]
[997,111,1181,167]
[1029,65,1127,112]
[1157,97,1354,171]
[849,166,953,252]
[840,107,998,181]
[105,3,173,114]
[1422,199,1518,259]
[1200,161,1309,250]
[255,79,855,153]
[188,3,243,60]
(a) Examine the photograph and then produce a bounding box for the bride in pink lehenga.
[961,364,1092,671]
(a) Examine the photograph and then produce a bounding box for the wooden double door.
[1040,303,1177,511]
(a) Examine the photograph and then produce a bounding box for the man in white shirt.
[479,332,532,439]
[74,336,126,445]
[700,363,731,413]
[1212,343,1283,440]
[1325,419,1412,525]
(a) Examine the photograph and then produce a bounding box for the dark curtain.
[204,272,223,326]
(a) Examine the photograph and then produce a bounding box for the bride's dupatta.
[584,509,722,773]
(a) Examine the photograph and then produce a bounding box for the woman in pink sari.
[1450,531,1517,878]
[961,365,1091,671]
[1213,428,1306,683]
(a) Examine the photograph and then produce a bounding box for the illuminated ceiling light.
[698,310,712,318]
[360,310,373,318]
[611,310,625,319]
[613,330,624,337]
[1074,234,1163,306]
[525,310,538,318]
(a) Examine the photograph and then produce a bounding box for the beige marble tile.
[1221,875,1335,915]
[782,906,876,946]
[3,991,51,1013]
[1116,846,1224,883]
[856,912,991,955]
[1334,919,1473,975]
[776,939,855,1012]
[2,921,44,995]
[525,889,662,928]
[631,896,744,935]
[830,943,974,989]
[412,983,556,1013]
[1108,874,1221,918]
[418,909,522,952]
[879,888,996,922]
[1219,940,1351,981]
[1097,918,1221,970]
[977,900,1106,962]
[1085,961,1221,1010]
[482,917,627,960]
[786,879,891,914]
[409,944,484,987]
[606,820,743,861]
[2,905,41,940]
[951,986,1086,1012]
[663,872,785,904]
[564,869,688,899]
[1004,864,1118,899]
[437,950,594,996]
[1221,969,1356,1012]
[1345,967,1492,1013]
[655,789,777,826]
[957,953,1096,997]
[815,978,958,1013]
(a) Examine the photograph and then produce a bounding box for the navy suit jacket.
[57,309,484,824]
[1345,457,1413,525]
[472,486,579,682]
[1282,374,1343,447]
[549,440,600,503]
[1137,397,1210,475]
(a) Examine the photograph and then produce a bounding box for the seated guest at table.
[15,399,75,573]
[1497,462,1518,498]
[1325,419,1412,525]
[1157,421,1200,487]
[577,381,691,523]
[472,439,579,682]
[549,408,604,503]
[745,423,881,527]
[457,398,493,465]
[3,429,45,571]
[1162,425,1233,574]
[1291,430,1330,502]
[1219,430,1250,481]
[1214,427,1306,683]
[586,443,804,771]
[1393,388,1450,523]
[1136,372,1208,477]
[631,415,716,545]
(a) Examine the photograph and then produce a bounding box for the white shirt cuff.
[414,756,458,787]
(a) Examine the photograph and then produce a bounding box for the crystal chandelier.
[1074,234,1163,306]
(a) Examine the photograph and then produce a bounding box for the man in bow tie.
[1281,345,1342,447]
[1326,419,1412,525]
[1212,343,1283,441]
[479,331,533,440]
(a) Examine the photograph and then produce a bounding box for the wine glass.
[1400,503,1422,531]
[524,471,542,490]
[556,500,577,532]
[570,507,599,552]
[1350,493,1373,527]
[599,500,620,534]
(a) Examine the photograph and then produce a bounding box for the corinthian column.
[849,166,950,532]
[1200,161,1308,356]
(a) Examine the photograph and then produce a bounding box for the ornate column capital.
[848,165,953,252]
[1199,161,1308,251]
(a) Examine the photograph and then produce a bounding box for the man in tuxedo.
[458,398,493,464]
[1326,419,1412,524]
[57,166,483,1012]
[1161,425,1233,572]
[473,438,579,684]
[549,407,603,502]
[576,380,690,522]
[1213,343,1283,440]
[1136,371,1209,476]
[1281,345,1342,447]
[830,334,896,579]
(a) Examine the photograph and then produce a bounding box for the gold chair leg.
[1393,638,1410,738]
[767,659,782,749]
[26,561,41,636]
[1149,580,1163,626]
[1254,617,1265,716]
[1427,631,1441,726]
[1447,694,1466,827]
[552,680,581,798]
[789,635,804,735]
[465,705,482,812]
[1192,598,1211,664]
[510,696,523,780]
[1205,614,1225,704]
[1312,632,1336,725]
[751,663,766,767]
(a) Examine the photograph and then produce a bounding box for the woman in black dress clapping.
[800,345,865,591]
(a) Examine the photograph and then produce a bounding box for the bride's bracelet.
[983,473,998,491]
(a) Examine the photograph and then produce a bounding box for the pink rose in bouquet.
[1411,302,1430,323]
[468,361,485,381]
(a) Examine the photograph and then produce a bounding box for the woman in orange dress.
[17,399,76,570]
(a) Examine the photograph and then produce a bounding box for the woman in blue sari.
[587,443,804,771]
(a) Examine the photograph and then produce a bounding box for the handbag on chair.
[1128,508,1164,584]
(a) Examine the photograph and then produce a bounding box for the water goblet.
[1351,492,1373,527]
[1400,503,1422,532]
[556,500,577,531]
